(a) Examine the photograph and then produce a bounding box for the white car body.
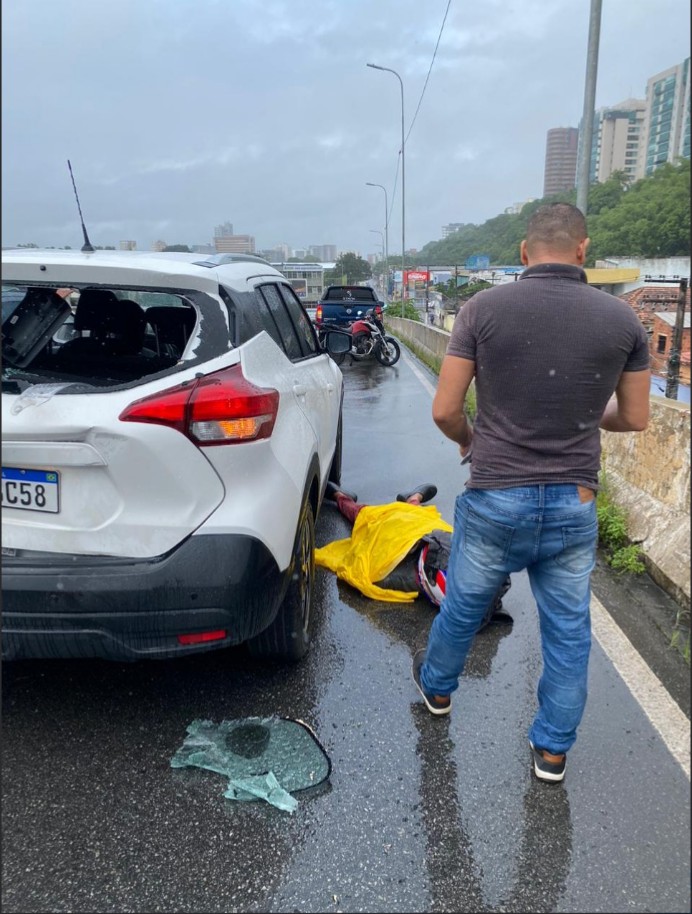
[2,250,346,661]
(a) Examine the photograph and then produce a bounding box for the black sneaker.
[529,741,566,782]
[396,483,437,504]
[411,649,451,716]
[325,481,358,502]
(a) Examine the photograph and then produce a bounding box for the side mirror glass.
[323,330,351,354]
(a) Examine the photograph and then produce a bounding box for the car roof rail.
[192,253,272,269]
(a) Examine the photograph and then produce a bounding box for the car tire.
[248,498,315,662]
[328,413,343,486]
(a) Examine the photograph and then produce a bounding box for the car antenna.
[67,159,95,252]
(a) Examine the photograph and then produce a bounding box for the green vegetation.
[596,479,645,575]
[325,252,372,285]
[414,159,690,267]
[384,300,421,321]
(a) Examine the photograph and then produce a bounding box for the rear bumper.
[1,535,287,661]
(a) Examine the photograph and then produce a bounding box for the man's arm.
[432,355,476,454]
[600,369,650,432]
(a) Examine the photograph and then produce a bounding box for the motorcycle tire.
[375,336,401,366]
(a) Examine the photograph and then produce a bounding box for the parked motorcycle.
[326,309,400,367]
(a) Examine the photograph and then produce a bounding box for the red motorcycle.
[344,310,401,367]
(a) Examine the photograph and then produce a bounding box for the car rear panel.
[1,382,226,558]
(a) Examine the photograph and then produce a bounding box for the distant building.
[543,127,578,196]
[119,240,136,251]
[619,283,689,333]
[309,244,337,262]
[590,100,646,183]
[152,240,167,252]
[273,262,326,302]
[650,311,691,383]
[503,199,535,215]
[639,58,690,178]
[214,221,234,238]
[292,248,308,260]
[214,235,256,254]
[191,243,215,254]
[442,223,465,238]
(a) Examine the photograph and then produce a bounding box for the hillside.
[415,159,690,268]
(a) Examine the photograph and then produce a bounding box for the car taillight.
[119,364,279,445]
[315,305,323,324]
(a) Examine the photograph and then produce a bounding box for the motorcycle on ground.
[323,309,400,367]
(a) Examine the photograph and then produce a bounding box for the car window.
[324,287,376,302]
[257,284,304,361]
[278,284,318,356]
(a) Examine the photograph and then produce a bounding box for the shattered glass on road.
[171,717,331,813]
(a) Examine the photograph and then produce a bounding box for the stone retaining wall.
[386,316,691,609]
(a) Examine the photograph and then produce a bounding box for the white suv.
[1,250,349,662]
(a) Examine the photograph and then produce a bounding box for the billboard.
[465,255,490,270]
[404,270,430,284]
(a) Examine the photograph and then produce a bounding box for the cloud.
[2,0,690,255]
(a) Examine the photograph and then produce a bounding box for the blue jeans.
[420,485,598,755]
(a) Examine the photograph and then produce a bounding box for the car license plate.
[1,467,60,513]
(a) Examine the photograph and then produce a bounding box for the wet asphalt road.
[2,348,690,913]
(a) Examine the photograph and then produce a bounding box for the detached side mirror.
[322,329,351,354]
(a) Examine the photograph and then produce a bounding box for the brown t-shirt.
[446,263,650,490]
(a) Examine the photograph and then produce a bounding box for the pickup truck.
[315,285,384,329]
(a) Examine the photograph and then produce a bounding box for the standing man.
[412,203,650,783]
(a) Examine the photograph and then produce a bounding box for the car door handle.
[293,383,307,397]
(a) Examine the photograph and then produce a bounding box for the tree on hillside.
[326,252,372,285]
[414,159,689,267]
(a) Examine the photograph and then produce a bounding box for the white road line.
[402,345,691,779]
[402,349,438,398]
[591,594,690,778]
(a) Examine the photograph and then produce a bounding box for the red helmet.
[418,544,446,607]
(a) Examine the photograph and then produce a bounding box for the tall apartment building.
[214,234,256,254]
[543,127,579,196]
[442,223,465,238]
[119,240,136,251]
[589,99,646,183]
[639,58,690,178]
[308,244,337,262]
[214,221,234,238]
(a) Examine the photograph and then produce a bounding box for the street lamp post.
[369,229,385,296]
[367,63,405,318]
[366,182,389,304]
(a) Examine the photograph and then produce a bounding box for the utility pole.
[575,0,602,215]
[665,277,689,400]
[367,63,405,319]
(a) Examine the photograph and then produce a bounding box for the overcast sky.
[2,0,690,258]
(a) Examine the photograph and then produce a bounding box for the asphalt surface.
[2,348,690,913]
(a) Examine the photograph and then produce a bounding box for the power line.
[404,0,453,146]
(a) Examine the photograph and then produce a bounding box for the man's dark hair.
[525,203,587,252]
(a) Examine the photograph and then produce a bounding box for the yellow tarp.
[314,502,453,602]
